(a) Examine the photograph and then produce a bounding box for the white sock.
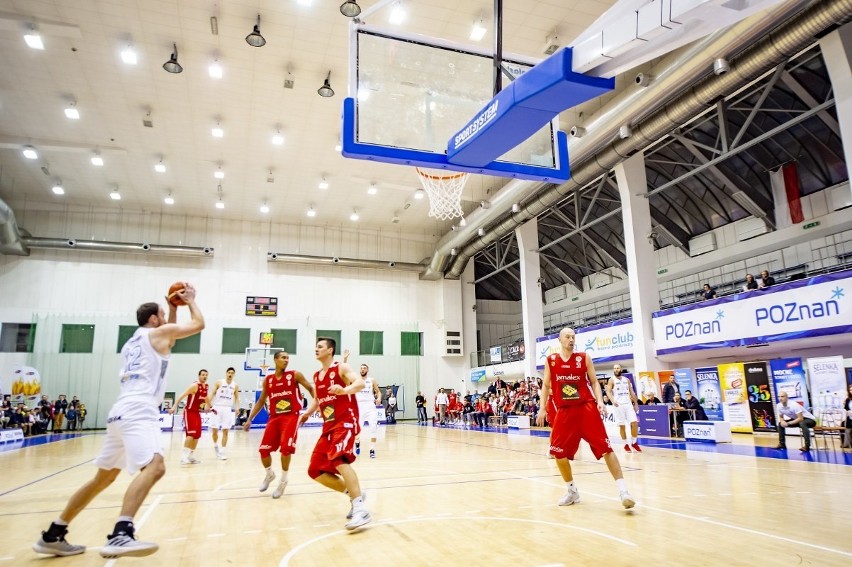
[351,495,365,509]
[616,479,628,492]
[183,448,190,457]
[281,470,288,481]
[265,466,273,473]
[626,436,633,445]
[369,441,375,450]
[565,481,575,490]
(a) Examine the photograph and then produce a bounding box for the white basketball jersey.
[212,380,237,407]
[356,376,376,404]
[117,327,170,405]
[612,376,632,404]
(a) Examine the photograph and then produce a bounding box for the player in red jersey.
[299,337,371,530]
[535,327,635,510]
[171,369,209,465]
[244,351,314,499]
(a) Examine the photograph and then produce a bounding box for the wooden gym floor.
[1,423,850,566]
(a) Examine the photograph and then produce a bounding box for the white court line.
[243,530,262,534]
[0,556,14,561]
[103,494,163,567]
[207,533,226,538]
[278,516,636,567]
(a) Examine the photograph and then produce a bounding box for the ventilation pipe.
[267,252,424,273]
[22,238,214,257]
[0,197,28,255]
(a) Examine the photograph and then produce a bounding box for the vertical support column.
[821,23,852,203]
[461,261,478,393]
[515,217,545,378]
[614,152,664,372]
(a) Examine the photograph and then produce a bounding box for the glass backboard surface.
[354,28,557,168]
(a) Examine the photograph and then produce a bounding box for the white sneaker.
[345,508,372,531]
[180,456,191,465]
[33,533,85,556]
[217,449,227,461]
[188,455,201,464]
[558,488,580,506]
[272,479,288,499]
[620,490,636,509]
[346,491,367,520]
[214,446,221,458]
[259,470,276,492]
[99,534,159,558]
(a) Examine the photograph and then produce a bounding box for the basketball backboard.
[343,25,572,182]
[244,347,281,375]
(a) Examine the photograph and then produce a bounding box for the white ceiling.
[0,0,616,237]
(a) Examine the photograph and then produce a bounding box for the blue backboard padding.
[447,48,614,168]
[341,97,570,182]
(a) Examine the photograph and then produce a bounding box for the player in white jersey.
[33,283,204,559]
[343,350,382,458]
[605,364,641,453]
[208,367,239,460]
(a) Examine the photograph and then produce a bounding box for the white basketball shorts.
[613,402,638,426]
[358,403,379,437]
[94,412,163,475]
[209,406,235,430]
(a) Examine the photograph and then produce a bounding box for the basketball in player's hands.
[167,282,187,306]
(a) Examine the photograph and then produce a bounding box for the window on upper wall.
[117,325,136,353]
[401,331,423,356]
[271,329,298,353]
[172,333,202,354]
[316,330,342,355]
[60,324,95,353]
[222,328,251,354]
[359,331,384,355]
[0,323,36,353]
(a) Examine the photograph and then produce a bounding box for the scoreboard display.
[246,296,278,316]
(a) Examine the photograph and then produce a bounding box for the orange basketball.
[167,282,187,306]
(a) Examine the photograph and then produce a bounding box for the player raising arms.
[244,351,314,498]
[33,283,204,558]
[171,369,209,464]
[536,327,635,510]
[208,367,239,460]
[299,337,371,530]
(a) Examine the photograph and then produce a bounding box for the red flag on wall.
[781,162,804,224]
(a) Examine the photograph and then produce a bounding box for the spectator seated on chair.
[641,392,662,405]
[671,393,689,436]
[702,283,717,300]
[759,269,776,289]
[774,391,817,452]
[683,390,708,420]
[743,273,758,291]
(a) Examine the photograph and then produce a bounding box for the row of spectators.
[435,377,546,427]
[0,394,87,435]
[702,268,776,300]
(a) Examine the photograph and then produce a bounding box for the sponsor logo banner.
[806,355,847,426]
[536,320,635,369]
[470,369,486,382]
[694,366,724,421]
[718,362,753,433]
[490,346,502,364]
[744,362,775,432]
[652,269,851,354]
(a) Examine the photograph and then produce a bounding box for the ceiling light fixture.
[470,17,487,41]
[163,43,183,73]
[164,191,174,205]
[22,146,38,160]
[307,206,317,218]
[318,178,329,190]
[208,60,223,79]
[260,203,270,214]
[110,187,121,200]
[91,152,104,166]
[246,14,266,47]
[367,184,378,195]
[121,45,137,65]
[340,0,362,18]
[272,128,284,145]
[216,199,225,209]
[350,210,359,221]
[413,188,425,200]
[317,71,334,97]
[212,123,224,138]
[155,158,166,173]
[214,166,225,179]
[298,0,313,6]
[64,102,80,119]
[24,30,44,50]
[388,1,406,25]
[52,182,64,195]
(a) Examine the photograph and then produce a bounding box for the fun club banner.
[536,319,635,369]
[718,362,753,433]
[652,269,852,354]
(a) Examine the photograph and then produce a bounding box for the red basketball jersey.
[313,362,358,429]
[548,352,595,408]
[265,370,303,419]
[185,382,208,412]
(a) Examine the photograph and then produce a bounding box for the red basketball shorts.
[184,411,202,439]
[259,416,299,458]
[307,423,358,479]
[549,401,612,460]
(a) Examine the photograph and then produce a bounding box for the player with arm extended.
[300,337,371,530]
[343,349,382,458]
[171,369,209,465]
[208,367,239,460]
[34,283,204,558]
[536,327,635,510]
[244,351,315,498]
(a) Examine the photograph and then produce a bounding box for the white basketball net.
[416,168,468,221]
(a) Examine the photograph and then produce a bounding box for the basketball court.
[2,425,850,566]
